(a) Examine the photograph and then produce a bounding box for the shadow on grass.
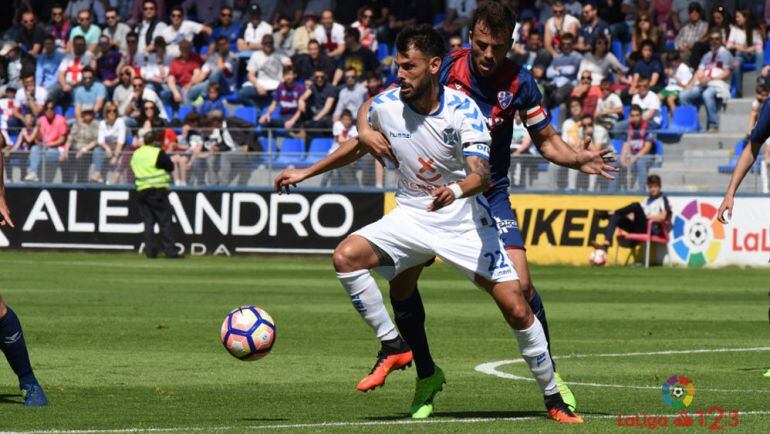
[366,409,615,421]
[0,393,22,405]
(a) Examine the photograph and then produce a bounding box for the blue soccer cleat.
[22,383,48,407]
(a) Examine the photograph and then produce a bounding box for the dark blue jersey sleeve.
[750,99,770,145]
[439,54,454,86]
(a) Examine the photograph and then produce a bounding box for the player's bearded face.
[469,23,511,77]
[395,48,440,102]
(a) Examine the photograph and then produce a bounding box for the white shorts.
[353,206,518,284]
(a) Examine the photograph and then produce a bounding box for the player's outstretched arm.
[0,155,14,227]
[429,155,490,212]
[273,138,368,194]
[356,97,398,167]
[530,124,618,179]
[718,140,762,223]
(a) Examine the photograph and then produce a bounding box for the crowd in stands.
[0,0,767,189]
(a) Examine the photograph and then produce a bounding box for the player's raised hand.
[274,168,309,194]
[428,186,456,212]
[0,195,14,227]
[358,128,398,168]
[717,195,733,224]
[575,137,618,180]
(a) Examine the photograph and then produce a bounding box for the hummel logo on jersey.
[454,84,463,90]
[497,91,512,110]
[389,131,411,139]
[4,331,22,345]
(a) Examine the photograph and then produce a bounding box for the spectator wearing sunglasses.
[162,6,211,59]
[68,10,101,53]
[10,10,46,56]
[210,6,242,53]
[46,4,71,52]
[135,0,168,53]
[351,6,379,52]
[101,7,132,53]
[237,3,273,52]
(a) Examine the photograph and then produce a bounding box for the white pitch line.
[475,346,770,393]
[5,410,770,434]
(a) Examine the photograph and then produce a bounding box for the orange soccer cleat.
[547,403,584,424]
[356,349,413,392]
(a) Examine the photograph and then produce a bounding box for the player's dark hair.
[647,174,661,186]
[395,24,446,59]
[471,0,516,40]
[630,104,643,114]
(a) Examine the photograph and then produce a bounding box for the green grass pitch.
[1,252,769,433]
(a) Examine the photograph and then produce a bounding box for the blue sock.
[528,289,556,370]
[0,307,37,388]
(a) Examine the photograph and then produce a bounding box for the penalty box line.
[5,410,770,433]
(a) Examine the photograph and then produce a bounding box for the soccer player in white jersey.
[275,24,583,423]
[0,153,48,406]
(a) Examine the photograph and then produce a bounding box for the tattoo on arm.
[471,157,491,186]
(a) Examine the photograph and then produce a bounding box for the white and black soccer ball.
[672,386,685,398]
[589,249,607,266]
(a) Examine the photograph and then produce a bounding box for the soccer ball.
[672,386,685,398]
[220,306,276,361]
[589,249,607,266]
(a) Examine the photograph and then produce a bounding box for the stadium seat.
[765,41,770,66]
[623,105,630,120]
[259,136,278,166]
[611,41,625,65]
[376,43,390,63]
[164,104,175,120]
[432,13,446,26]
[125,132,134,147]
[717,139,762,174]
[177,106,195,120]
[610,139,624,156]
[234,107,258,124]
[651,140,663,168]
[65,106,75,118]
[658,106,668,130]
[549,107,559,130]
[614,219,671,268]
[304,138,333,165]
[272,138,306,168]
[659,104,700,137]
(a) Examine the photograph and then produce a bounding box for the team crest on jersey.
[442,128,460,146]
[497,91,513,110]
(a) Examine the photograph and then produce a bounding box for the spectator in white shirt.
[595,78,624,131]
[135,0,168,53]
[315,9,345,58]
[187,36,238,103]
[544,0,581,57]
[50,36,95,108]
[140,37,173,95]
[12,74,47,123]
[163,6,211,59]
[351,6,378,52]
[237,3,274,52]
[238,34,285,109]
[102,7,132,53]
[726,9,763,98]
[94,102,127,183]
[658,51,693,118]
[613,77,661,132]
[273,15,296,58]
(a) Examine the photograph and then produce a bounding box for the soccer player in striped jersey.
[0,155,48,406]
[356,1,616,412]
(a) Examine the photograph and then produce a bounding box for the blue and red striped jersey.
[439,49,550,191]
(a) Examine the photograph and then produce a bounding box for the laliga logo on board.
[671,200,725,267]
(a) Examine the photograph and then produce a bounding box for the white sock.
[336,270,399,341]
[514,317,558,396]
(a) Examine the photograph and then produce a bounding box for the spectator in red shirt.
[571,70,603,116]
[26,101,68,183]
[161,39,203,106]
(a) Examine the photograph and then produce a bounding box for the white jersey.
[368,86,492,232]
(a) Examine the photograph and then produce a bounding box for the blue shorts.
[484,188,526,250]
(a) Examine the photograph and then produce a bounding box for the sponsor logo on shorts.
[494,217,519,234]
[3,331,22,345]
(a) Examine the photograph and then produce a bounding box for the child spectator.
[619,105,655,191]
[199,82,228,117]
[322,109,359,186]
[8,112,37,180]
[628,39,664,94]
[259,67,306,133]
[173,111,205,186]
[0,87,16,139]
[658,52,693,119]
[595,78,624,131]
